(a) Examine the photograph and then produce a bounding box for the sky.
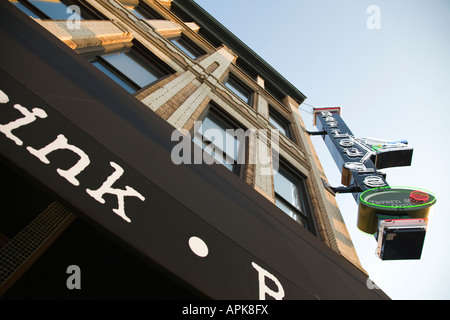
[193,0,450,300]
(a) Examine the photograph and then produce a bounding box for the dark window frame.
[273,160,316,234]
[12,0,106,20]
[193,104,248,177]
[224,73,254,106]
[269,106,295,142]
[169,35,206,60]
[86,41,175,94]
[124,2,164,20]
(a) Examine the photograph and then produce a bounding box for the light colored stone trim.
[34,20,133,50]
[167,82,211,129]
[141,70,197,111]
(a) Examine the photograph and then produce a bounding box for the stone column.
[157,46,237,129]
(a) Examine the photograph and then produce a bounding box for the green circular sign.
[357,186,436,235]
[359,186,436,211]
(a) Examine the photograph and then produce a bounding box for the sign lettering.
[0,89,145,223]
[27,134,90,186]
[251,262,285,300]
[0,103,47,146]
[314,107,387,194]
[86,162,145,223]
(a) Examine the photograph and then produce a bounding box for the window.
[269,107,294,141]
[224,74,253,106]
[89,45,174,94]
[124,2,164,20]
[273,165,313,231]
[170,36,205,60]
[11,1,39,18]
[128,6,146,19]
[11,0,98,20]
[193,107,246,175]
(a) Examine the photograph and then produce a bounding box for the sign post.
[311,107,436,260]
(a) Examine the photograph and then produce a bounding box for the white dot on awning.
[188,236,209,258]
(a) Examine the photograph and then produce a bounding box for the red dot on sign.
[410,191,429,204]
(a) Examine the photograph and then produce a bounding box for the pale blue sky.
[194,0,450,300]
